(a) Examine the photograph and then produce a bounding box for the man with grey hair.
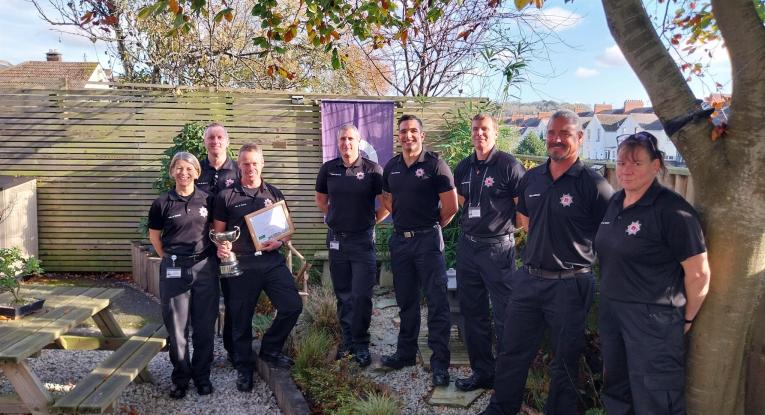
[314,123,388,367]
[482,109,613,415]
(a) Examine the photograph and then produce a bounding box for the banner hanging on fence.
[320,100,395,165]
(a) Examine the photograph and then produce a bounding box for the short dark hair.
[472,113,498,130]
[617,131,667,173]
[398,114,423,129]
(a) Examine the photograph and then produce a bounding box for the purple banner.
[320,100,395,166]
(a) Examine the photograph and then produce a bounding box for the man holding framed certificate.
[212,143,303,393]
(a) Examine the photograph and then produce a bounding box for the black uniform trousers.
[159,255,220,387]
[486,267,595,415]
[227,252,303,373]
[599,296,686,415]
[327,228,376,351]
[455,235,515,380]
[221,277,233,354]
[389,226,451,370]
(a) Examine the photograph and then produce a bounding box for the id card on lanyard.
[166,255,182,278]
[467,166,489,219]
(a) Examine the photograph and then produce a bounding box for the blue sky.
[0,0,732,107]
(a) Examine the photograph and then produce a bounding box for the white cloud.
[596,45,628,68]
[527,7,584,33]
[575,67,599,78]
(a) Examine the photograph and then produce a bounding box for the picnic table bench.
[0,285,165,414]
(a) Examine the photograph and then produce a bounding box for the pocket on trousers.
[644,304,682,339]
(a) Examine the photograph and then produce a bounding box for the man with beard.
[481,110,613,415]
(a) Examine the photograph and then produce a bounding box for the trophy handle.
[233,226,241,240]
[209,229,217,243]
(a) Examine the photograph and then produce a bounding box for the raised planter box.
[0,297,45,319]
[130,241,161,298]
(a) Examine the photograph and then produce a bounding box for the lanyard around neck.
[467,164,489,208]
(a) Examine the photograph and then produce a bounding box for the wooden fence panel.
[0,87,482,271]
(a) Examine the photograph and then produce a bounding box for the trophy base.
[219,263,243,278]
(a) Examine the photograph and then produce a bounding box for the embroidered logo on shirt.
[528,193,541,198]
[264,198,273,207]
[168,213,181,219]
[626,221,642,236]
[199,207,208,217]
[560,193,574,207]
[356,172,365,180]
[484,176,495,187]
[415,168,425,178]
[225,178,234,187]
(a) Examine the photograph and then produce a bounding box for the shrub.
[515,131,546,156]
[293,328,333,376]
[299,285,341,341]
[0,247,44,304]
[347,393,400,415]
[153,121,208,193]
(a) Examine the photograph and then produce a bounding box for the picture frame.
[243,200,295,251]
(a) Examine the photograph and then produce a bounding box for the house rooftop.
[0,61,102,89]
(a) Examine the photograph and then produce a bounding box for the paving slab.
[429,381,487,407]
[374,298,398,309]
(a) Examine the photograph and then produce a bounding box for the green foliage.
[152,121,208,194]
[299,285,341,342]
[515,131,546,156]
[293,328,333,375]
[348,393,400,415]
[293,355,395,415]
[0,247,44,304]
[252,314,274,338]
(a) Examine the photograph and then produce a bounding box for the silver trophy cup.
[209,226,244,278]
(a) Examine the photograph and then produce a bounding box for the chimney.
[46,49,62,62]
[574,104,590,114]
[594,103,612,114]
[623,100,644,113]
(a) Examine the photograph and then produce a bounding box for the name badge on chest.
[468,207,481,219]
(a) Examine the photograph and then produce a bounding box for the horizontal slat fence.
[0,86,484,271]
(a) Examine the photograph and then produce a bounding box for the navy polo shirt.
[213,182,285,255]
[595,180,706,306]
[382,150,455,230]
[454,147,525,237]
[315,156,383,233]
[518,158,614,271]
[147,189,214,256]
[196,157,239,195]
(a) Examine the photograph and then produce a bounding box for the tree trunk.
[601,1,765,414]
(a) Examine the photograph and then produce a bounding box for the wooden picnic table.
[0,285,166,415]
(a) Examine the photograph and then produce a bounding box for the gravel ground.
[365,290,493,415]
[0,277,281,415]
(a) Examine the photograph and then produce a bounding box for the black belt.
[164,252,211,264]
[463,233,513,244]
[330,228,373,238]
[526,265,591,279]
[394,225,438,238]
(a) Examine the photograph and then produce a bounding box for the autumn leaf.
[224,11,233,22]
[168,0,180,14]
[514,0,532,9]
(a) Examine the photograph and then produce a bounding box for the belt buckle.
[403,231,414,238]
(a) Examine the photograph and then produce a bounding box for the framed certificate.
[244,200,296,251]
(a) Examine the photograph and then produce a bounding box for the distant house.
[0,50,110,89]
[582,110,683,164]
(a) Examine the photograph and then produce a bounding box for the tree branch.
[601,0,719,171]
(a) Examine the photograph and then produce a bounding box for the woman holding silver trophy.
[147,152,219,399]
